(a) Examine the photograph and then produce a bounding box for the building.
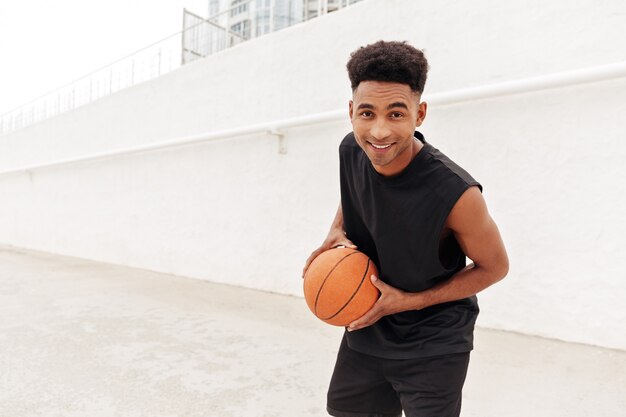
[182,1,363,63]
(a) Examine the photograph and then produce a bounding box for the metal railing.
[2,60,625,178]
[0,0,363,136]
[0,19,218,136]
[182,8,248,65]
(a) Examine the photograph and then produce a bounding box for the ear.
[415,101,428,127]
[349,100,354,120]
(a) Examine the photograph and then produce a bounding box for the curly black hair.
[346,41,429,94]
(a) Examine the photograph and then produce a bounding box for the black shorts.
[327,336,470,417]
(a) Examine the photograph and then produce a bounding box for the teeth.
[371,143,391,149]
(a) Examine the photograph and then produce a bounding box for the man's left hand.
[346,275,420,332]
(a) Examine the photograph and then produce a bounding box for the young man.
[302,41,509,417]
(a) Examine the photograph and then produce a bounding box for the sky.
[0,0,208,114]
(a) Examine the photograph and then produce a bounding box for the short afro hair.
[346,41,429,94]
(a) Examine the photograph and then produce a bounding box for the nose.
[370,119,391,141]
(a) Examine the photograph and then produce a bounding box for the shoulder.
[447,186,486,226]
[445,185,509,280]
[414,143,481,214]
[424,145,482,194]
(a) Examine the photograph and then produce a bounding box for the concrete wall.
[1,0,625,350]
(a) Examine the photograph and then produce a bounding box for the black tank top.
[340,131,482,359]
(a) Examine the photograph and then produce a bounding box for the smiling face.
[349,81,427,177]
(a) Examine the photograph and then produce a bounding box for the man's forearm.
[406,262,507,311]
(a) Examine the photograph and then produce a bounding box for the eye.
[390,112,404,118]
[359,111,373,118]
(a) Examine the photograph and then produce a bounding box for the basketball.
[303,247,380,326]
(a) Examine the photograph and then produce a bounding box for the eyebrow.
[356,102,409,110]
[386,102,409,110]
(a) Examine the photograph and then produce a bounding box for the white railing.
[0,0,363,137]
[427,61,626,105]
[1,60,625,178]
[0,20,224,136]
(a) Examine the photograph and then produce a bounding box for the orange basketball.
[303,247,380,326]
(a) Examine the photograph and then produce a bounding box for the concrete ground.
[1,246,624,417]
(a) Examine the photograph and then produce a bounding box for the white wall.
[1,0,625,350]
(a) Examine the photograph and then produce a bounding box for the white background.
[0,0,207,114]
[1,0,625,351]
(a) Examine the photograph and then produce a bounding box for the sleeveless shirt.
[340,131,482,359]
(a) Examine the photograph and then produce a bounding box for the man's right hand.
[302,228,356,278]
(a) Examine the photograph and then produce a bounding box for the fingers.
[369,274,387,290]
[302,256,313,278]
[347,306,381,332]
[302,240,358,278]
[345,276,390,331]
[302,249,322,278]
[344,239,356,249]
[339,237,357,249]
[331,241,357,250]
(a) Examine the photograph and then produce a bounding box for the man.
[302,41,509,417]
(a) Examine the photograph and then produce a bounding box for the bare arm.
[347,186,509,331]
[409,186,509,308]
[302,203,357,278]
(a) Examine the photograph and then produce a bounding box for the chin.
[367,154,393,166]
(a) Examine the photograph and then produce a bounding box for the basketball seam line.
[313,250,360,316]
[320,259,372,321]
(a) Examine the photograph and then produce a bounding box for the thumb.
[334,240,357,249]
[342,238,357,249]
[370,274,387,290]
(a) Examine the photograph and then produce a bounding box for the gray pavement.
[1,245,624,417]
